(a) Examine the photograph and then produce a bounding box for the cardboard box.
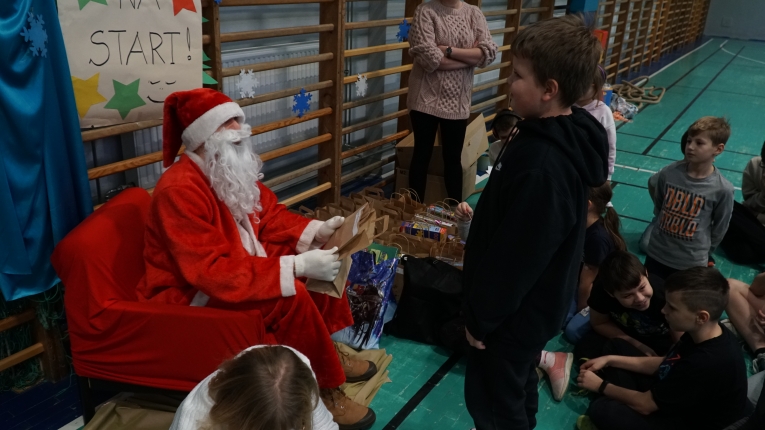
[395,161,478,203]
[395,114,487,202]
[396,113,489,177]
[400,221,448,243]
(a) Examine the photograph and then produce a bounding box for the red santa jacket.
[137,154,322,306]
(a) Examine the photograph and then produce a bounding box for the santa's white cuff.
[296,220,323,254]
[279,255,297,297]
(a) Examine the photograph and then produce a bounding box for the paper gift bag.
[314,207,334,221]
[376,232,437,258]
[390,189,428,214]
[352,188,388,215]
[306,204,376,298]
[430,240,465,269]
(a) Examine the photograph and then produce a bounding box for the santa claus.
[137,88,376,430]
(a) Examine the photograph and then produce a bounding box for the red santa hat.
[163,88,245,167]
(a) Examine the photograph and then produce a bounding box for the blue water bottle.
[603,82,613,108]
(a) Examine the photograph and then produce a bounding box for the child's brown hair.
[589,182,626,253]
[688,116,732,145]
[582,65,607,104]
[207,346,318,430]
[599,251,647,295]
[511,14,602,107]
[664,267,729,321]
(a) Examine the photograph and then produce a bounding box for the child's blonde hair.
[207,346,318,430]
[688,116,731,145]
[511,14,603,107]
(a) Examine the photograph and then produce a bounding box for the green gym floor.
[367,38,765,430]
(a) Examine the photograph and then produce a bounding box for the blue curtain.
[0,0,92,300]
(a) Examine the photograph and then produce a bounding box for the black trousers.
[408,110,467,203]
[720,201,765,265]
[465,347,539,430]
[643,255,680,281]
[587,339,684,430]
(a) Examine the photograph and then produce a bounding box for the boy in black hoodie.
[462,15,609,430]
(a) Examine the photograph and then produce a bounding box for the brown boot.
[320,388,376,430]
[336,344,377,383]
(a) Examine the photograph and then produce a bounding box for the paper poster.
[58,0,203,128]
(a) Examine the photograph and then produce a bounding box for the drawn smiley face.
[147,80,176,104]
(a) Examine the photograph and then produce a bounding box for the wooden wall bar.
[598,0,709,83]
[82,0,709,209]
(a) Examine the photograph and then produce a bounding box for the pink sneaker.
[541,352,573,401]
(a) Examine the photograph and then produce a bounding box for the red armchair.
[51,188,274,421]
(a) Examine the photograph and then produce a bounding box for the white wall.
[705,0,765,41]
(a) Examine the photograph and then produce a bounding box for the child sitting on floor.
[576,251,682,361]
[575,65,616,180]
[726,274,765,373]
[719,141,765,264]
[171,345,339,430]
[577,267,749,430]
[643,117,734,280]
[534,182,627,401]
[487,108,521,165]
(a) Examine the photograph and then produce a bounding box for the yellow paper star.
[71,73,107,118]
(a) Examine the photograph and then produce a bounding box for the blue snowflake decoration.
[396,19,411,42]
[214,0,222,4]
[292,88,312,118]
[19,13,47,58]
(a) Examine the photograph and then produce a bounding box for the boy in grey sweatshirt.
[645,117,734,280]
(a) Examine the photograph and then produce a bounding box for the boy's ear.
[542,78,560,102]
[714,143,725,156]
[696,310,711,325]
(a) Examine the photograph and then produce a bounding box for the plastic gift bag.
[610,95,639,119]
[331,250,399,350]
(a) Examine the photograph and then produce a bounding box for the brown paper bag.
[376,232,437,258]
[314,207,334,221]
[430,240,465,269]
[339,196,358,212]
[306,204,376,298]
[352,188,388,215]
[391,189,427,213]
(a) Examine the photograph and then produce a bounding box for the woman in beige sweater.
[407,0,497,202]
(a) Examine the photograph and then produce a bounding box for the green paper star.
[104,79,146,119]
[78,0,108,11]
[202,72,218,85]
[203,51,211,62]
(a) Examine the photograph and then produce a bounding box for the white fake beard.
[203,124,263,224]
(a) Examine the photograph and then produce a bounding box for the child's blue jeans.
[563,304,591,344]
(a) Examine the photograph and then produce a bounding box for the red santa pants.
[221,281,354,389]
[262,285,352,389]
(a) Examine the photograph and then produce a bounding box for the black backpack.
[385,256,464,346]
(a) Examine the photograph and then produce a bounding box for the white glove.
[295,247,341,281]
[314,216,345,245]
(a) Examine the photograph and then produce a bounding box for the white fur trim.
[181,102,245,152]
[185,151,205,169]
[296,220,323,254]
[280,256,297,297]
